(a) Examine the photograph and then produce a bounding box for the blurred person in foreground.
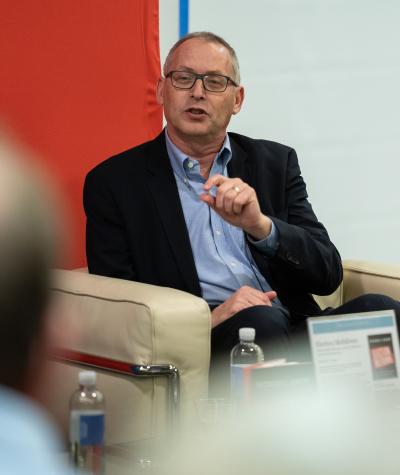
[0,134,72,474]
[84,32,400,380]
[158,388,400,475]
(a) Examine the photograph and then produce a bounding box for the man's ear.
[232,85,245,115]
[156,78,165,106]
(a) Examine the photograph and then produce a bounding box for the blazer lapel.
[145,133,201,296]
[228,133,275,216]
[227,134,250,181]
[227,133,274,284]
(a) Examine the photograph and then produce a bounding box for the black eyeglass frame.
[165,70,239,92]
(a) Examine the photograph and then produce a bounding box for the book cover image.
[368,333,398,380]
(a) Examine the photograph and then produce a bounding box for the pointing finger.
[200,193,215,207]
[203,174,227,191]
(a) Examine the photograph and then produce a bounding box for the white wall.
[159,0,179,67]
[159,0,400,263]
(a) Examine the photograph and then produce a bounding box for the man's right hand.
[211,286,277,328]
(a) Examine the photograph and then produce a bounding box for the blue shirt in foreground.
[0,385,73,475]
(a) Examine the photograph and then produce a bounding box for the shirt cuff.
[247,220,279,257]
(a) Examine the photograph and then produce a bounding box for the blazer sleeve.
[83,166,137,281]
[252,147,343,296]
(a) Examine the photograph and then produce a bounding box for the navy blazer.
[84,131,343,321]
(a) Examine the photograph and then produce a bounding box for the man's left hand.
[200,174,272,240]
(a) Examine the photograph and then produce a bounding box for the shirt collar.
[165,128,232,179]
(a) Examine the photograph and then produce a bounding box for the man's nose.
[190,78,206,97]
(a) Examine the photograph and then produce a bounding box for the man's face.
[156,38,244,145]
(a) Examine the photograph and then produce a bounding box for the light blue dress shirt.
[165,130,280,306]
[0,385,73,475]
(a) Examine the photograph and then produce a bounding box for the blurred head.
[157,32,244,147]
[0,133,59,392]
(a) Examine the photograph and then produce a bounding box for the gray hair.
[163,31,241,84]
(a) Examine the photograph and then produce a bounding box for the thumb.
[265,290,277,301]
[200,193,215,207]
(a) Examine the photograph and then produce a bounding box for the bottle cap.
[79,370,97,386]
[239,327,255,342]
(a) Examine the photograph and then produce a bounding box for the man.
[0,135,72,475]
[84,32,399,367]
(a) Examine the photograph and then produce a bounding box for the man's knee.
[348,293,399,313]
[227,305,291,361]
[232,305,290,340]
[363,293,398,306]
[211,304,290,358]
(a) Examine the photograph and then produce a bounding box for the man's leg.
[325,293,400,321]
[291,294,400,362]
[209,305,291,395]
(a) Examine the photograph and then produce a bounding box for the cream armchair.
[48,270,211,445]
[48,260,400,445]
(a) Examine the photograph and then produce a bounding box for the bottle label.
[70,410,105,446]
[230,364,250,399]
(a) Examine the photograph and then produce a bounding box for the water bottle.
[230,327,264,398]
[69,370,105,475]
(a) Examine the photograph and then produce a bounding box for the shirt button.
[230,262,236,267]
[187,161,194,169]
[216,231,221,236]
[184,178,188,184]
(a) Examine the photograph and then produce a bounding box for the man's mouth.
[186,107,207,115]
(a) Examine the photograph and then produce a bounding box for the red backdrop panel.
[0,0,163,267]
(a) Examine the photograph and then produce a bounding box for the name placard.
[307,310,400,393]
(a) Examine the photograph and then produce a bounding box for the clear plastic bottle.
[230,327,264,397]
[69,370,105,475]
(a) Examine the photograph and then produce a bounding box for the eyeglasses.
[165,70,238,92]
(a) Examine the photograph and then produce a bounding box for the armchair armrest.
[49,269,211,443]
[314,260,400,310]
[342,259,400,303]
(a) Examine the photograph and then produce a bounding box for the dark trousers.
[209,294,400,395]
